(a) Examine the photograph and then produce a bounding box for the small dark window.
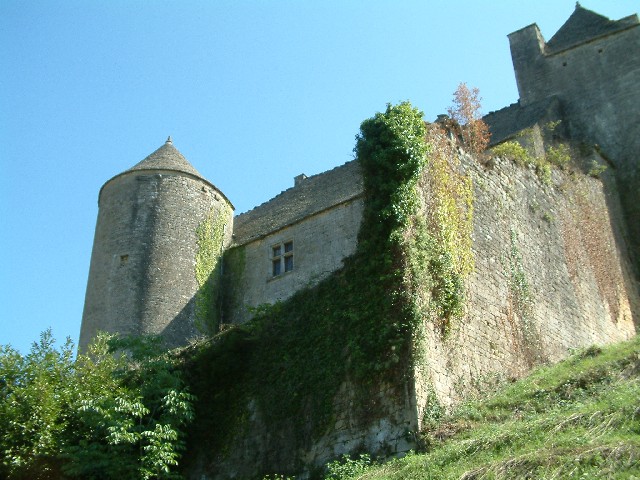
[272,259,282,276]
[271,240,294,277]
[284,255,294,272]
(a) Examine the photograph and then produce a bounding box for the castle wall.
[80,171,233,351]
[193,379,414,480]
[508,18,640,271]
[204,147,638,480]
[225,197,364,324]
[413,153,638,419]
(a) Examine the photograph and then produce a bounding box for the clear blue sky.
[1,0,635,354]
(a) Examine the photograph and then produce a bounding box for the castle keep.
[486,3,640,270]
[80,5,640,478]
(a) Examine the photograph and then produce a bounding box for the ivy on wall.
[183,102,475,475]
[406,125,474,334]
[194,205,231,335]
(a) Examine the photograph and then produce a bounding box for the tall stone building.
[80,5,639,475]
[486,3,640,271]
[80,138,233,350]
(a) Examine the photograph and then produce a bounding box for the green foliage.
[543,120,562,134]
[0,330,74,478]
[421,387,445,428]
[195,205,231,334]
[0,331,194,479]
[184,102,436,465]
[533,157,552,185]
[588,159,607,178]
[506,229,532,317]
[409,125,474,333]
[491,134,574,185]
[184,102,474,474]
[546,143,571,169]
[491,140,531,167]
[405,222,465,329]
[323,336,640,479]
[355,101,428,233]
[324,454,373,480]
[491,140,533,167]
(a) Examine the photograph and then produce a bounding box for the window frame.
[270,240,294,278]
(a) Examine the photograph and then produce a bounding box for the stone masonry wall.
[509,17,640,272]
[225,197,364,324]
[195,143,638,480]
[194,380,414,479]
[414,152,639,419]
[80,171,233,351]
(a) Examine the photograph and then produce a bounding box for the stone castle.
[80,4,640,477]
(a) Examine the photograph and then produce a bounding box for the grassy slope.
[353,335,640,479]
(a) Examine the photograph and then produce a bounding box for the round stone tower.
[79,137,234,351]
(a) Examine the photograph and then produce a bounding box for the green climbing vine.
[194,204,231,335]
[405,124,474,334]
[183,102,475,467]
[506,229,532,317]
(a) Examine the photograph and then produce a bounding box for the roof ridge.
[546,4,631,53]
[235,159,359,217]
[233,160,363,245]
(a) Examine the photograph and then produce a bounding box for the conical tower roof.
[126,136,206,180]
[99,137,233,208]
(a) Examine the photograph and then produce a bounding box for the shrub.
[0,331,194,479]
[545,143,571,168]
[491,141,531,166]
[324,454,373,480]
[588,159,607,177]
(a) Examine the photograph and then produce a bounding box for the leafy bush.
[588,159,607,177]
[0,331,194,479]
[324,454,373,480]
[491,141,531,166]
[545,143,571,168]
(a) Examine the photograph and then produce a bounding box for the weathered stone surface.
[80,6,640,478]
[226,196,364,324]
[233,160,363,244]
[80,141,233,351]
[413,153,638,419]
[507,4,640,270]
[190,145,639,479]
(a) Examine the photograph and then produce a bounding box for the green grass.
[338,336,640,479]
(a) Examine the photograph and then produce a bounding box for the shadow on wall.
[159,294,200,349]
[160,252,232,347]
[599,171,640,331]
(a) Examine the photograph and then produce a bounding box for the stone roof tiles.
[100,138,234,209]
[233,160,364,245]
[546,4,639,54]
[126,137,206,180]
